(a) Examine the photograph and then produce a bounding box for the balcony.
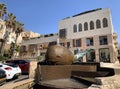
[113,39,118,46]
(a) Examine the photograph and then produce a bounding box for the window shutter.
[78,39,81,47]
[73,39,75,47]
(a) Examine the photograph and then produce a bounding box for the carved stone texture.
[45,45,74,65]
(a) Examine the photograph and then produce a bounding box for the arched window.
[78,23,82,32]
[103,18,108,27]
[90,21,94,30]
[84,22,88,31]
[96,19,101,29]
[73,24,77,32]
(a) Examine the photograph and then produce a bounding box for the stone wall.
[37,64,97,81]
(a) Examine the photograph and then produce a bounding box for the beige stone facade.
[0,19,23,45]
[21,31,40,40]
[58,8,118,63]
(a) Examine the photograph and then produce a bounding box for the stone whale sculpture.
[45,45,74,65]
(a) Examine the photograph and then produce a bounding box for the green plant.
[36,56,43,61]
[0,55,9,61]
[4,49,10,58]
[15,45,20,52]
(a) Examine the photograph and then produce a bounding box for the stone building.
[21,31,40,40]
[20,33,58,59]
[58,8,118,62]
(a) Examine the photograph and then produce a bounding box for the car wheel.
[13,74,19,79]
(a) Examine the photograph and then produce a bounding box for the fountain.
[33,45,115,89]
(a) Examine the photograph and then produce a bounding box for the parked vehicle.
[6,60,30,74]
[0,69,6,85]
[0,63,21,80]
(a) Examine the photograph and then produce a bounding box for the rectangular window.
[59,29,66,38]
[66,42,70,48]
[99,36,108,45]
[99,48,110,62]
[49,41,57,46]
[86,37,94,46]
[60,43,65,47]
[76,40,79,47]
[73,39,81,47]
[29,44,37,52]
[21,46,26,52]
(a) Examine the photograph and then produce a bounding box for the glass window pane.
[79,23,82,32]
[90,21,94,30]
[96,19,101,29]
[84,22,88,31]
[99,36,108,45]
[99,48,110,62]
[86,38,94,46]
[103,18,108,27]
[73,24,77,32]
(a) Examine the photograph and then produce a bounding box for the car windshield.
[13,60,19,64]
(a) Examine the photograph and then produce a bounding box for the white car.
[0,63,21,80]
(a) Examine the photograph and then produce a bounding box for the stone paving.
[0,78,34,89]
[88,61,120,89]
[0,79,33,89]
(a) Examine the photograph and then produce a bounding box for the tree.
[8,42,14,58]
[9,42,21,58]
[11,21,24,58]
[4,49,10,58]
[0,3,7,56]
[0,13,16,56]
[0,3,24,59]
[0,3,7,19]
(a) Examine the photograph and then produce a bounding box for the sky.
[0,0,120,43]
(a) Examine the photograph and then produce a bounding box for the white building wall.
[22,34,58,45]
[58,8,114,40]
[58,8,117,62]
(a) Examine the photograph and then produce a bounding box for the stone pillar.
[29,61,37,79]
[94,35,100,62]
[82,37,87,62]
[57,38,60,45]
[95,49,100,62]
[37,44,41,56]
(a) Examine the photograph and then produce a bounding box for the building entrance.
[86,49,95,62]
[99,48,110,62]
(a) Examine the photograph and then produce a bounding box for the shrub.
[0,55,9,61]
[36,56,43,61]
